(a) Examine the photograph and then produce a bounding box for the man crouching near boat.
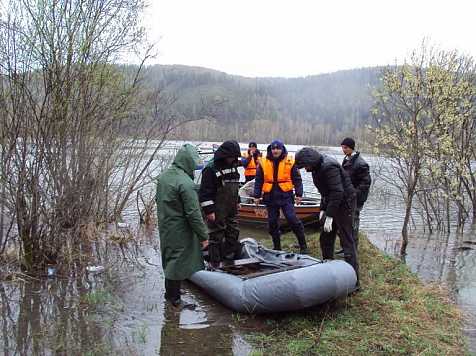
[156,144,209,308]
[295,147,361,290]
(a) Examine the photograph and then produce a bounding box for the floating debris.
[86,265,105,273]
[452,246,474,251]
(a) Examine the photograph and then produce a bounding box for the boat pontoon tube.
[189,239,357,314]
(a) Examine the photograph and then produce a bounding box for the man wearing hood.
[295,147,360,288]
[199,140,242,263]
[253,140,308,254]
[156,144,209,308]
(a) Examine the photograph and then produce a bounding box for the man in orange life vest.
[253,140,308,254]
[241,141,261,182]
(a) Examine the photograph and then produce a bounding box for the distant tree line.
[4,0,472,276]
[142,64,383,146]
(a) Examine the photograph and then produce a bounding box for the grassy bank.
[242,230,469,356]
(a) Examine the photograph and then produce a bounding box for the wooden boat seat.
[244,265,302,279]
[211,257,263,269]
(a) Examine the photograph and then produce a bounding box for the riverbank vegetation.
[368,41,476,254]
[244,231,469,356]
[0,0,220,273]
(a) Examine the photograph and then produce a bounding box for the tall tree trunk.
[400,191,415,256]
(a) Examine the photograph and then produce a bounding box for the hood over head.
[173,143,200,178]
[214,140,242,162]
[295,147,322,169]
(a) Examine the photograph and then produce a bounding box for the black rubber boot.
[268,221,282,250]
[354,233,360,250]
[164,279,185,298]
[165,279,195,309]
[207,243,222,263]
[351,280,362,294]
[297,235,308,254]
[286,216,307,254]
[164,278,169,299]
[223,240,236,261]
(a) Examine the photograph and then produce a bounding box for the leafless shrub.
[0,0,219,273]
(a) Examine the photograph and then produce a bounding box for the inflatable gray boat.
[188,238,358,314]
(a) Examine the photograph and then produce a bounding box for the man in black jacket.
[336,137,371,254]
[295,147,360,287]
[199,140,242,263]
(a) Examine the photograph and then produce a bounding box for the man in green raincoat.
[156,144,209,308]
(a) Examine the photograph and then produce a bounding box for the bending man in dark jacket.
[156,144,209,308]
[253,140,307,254]
[295,147,360,287]
[339,137,371,252]
[199,140,242,263]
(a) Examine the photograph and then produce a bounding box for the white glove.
[323,217,333,233]
[319,211,325,220]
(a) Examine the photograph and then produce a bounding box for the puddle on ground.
[0,227,270,356]
[1,192,475,355]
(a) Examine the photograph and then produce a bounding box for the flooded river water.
[1,145,475,355]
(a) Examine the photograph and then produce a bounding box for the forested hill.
[143,64,384,146]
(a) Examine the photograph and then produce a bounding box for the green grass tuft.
[247,231,469,355]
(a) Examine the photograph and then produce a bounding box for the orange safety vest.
[242,152,260,177]
[260,157,295,193]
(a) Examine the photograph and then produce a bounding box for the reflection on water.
[0,274,150,355]
[159,283,256,356]
[295,147,476,352]
[0,230,261,356]
[1,144,475,355]
[362,208,476,353]
[349,155,476,354]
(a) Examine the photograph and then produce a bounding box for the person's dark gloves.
[253,149,261,159]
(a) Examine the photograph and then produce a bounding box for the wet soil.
[0,228,269,356]
[1,148,475,355]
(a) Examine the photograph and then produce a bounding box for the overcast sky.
[143,0,476,78]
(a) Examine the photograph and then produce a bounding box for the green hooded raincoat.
[155,144,208,280]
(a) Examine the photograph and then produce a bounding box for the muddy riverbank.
[1,144,475,355]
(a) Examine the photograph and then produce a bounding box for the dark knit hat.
[248,141,257,148]
[341,137,355,150]
[270,140,284,150]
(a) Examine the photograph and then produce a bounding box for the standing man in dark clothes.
[241,141,262,182]
[336,137,372,254]
[156,144,209,308]
[295,147,360,288]
[253,140,308,254]
[199,140,242,263]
